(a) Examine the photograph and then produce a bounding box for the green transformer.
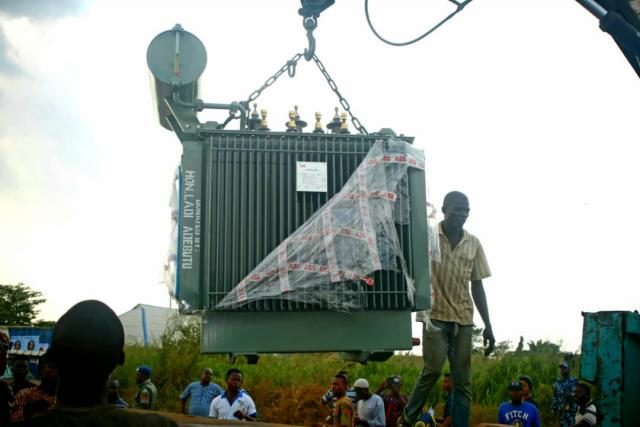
[147,25,430,361]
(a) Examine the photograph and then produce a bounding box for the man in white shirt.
[209,368,257,421]
[354,378,386,427]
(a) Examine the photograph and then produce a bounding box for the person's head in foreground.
[47,299,125,406]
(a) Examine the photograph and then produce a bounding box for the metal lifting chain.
[242,52,368,135]
[221,52,301,130]
[241,52,304,110]
[311,54,368,135]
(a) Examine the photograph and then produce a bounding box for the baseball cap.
[353,378,369,388]
[137,365,152,376]
[508,381,523,391]
[389,376,402,386]
[558,362,569,369]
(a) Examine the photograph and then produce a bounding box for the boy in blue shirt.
[497,381,541,427]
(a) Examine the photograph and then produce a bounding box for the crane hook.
[303,16,318,61]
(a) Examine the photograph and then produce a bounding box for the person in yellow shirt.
[402,191,495,427]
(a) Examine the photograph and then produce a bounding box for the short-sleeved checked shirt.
[430,222,491,325]
[180,381,223,417]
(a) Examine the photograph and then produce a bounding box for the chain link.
[242,53,304,109]
[242,51,368,135]
[311,54,368,135]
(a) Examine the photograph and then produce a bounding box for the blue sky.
[1,0,639,353]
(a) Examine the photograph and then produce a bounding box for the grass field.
[111,322,574,426]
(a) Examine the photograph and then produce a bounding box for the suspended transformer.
[147,24,431,363]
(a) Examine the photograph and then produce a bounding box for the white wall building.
[118,303,188,347]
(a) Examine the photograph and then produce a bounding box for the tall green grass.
[111,321,572,426]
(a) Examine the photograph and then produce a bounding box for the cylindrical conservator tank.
[146,24,207,130]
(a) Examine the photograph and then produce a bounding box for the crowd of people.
[0,300,177,426]
[0,191,602,426]
[319,364,597,427]
[1,308,599,427]
[504,366,598,427]
[0,300,263,425]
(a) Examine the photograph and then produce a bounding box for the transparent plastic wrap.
[416,200,441,330]
[427,201,441,263]
[217,138,426,311]
[162,167,180,298]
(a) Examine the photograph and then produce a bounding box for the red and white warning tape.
[322,209,341,283]
[278,239,291,294]
[357,168,382,271]
[366,154,425,170]
[232,148,424,303]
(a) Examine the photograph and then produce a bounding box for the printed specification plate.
[296,161,327,192]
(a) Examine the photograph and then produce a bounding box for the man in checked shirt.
[401,191,495,427]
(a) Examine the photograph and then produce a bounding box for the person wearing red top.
[376,376,407,427]
[11,357,57,422]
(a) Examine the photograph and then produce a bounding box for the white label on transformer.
[296,161,327,192]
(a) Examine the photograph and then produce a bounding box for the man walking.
[180,368,223,417]
[134,365,158,410]
[552,361,579,427]
[402,191,495,427]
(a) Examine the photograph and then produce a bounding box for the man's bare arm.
[471,280,495,356]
